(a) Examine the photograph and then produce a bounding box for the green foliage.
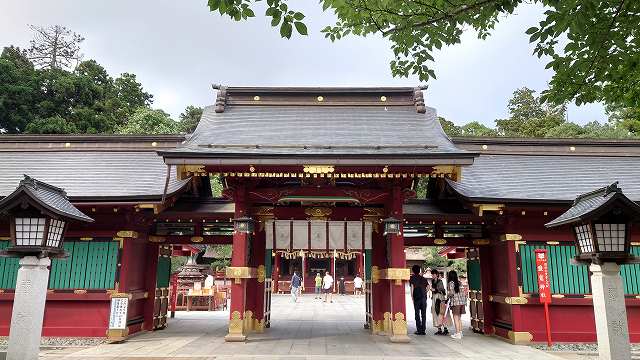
[606,103,640,136]
[208,244,232,270]
[210,175,224,197]
[205,1,640,107]
[439,87,634,139]
[495,88,566,137]
[437,116,461,137]
[179,105,203,133]
[460,121,498,137]
[116,107,180,134]
[422,247,449,269]
[171,256,187,273]
[1,27,159,134]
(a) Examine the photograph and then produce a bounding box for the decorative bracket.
[379,268,410,285]
[226,267,258,284]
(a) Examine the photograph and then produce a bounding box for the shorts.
[451,305,466,316]
[323,287,332,294]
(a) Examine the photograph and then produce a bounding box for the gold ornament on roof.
[305,207,332,220]
[303,165,335,174]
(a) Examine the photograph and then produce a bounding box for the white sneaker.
[450,332,462,340]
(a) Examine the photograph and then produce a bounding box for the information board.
[108,296,129,330]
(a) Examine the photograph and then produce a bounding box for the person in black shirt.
[409,265,428,335]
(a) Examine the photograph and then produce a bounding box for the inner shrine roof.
[159,87,474,164]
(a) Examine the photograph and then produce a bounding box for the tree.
[207,1,640,107]
[438,116,461,137]
[27,25,84,70]
[495,88,566,137]
[179,105,203,133]
[422,247,448,269]
[606,103,640,136]
[460,121,498,137]
[116,107,180,134]
[0,47,39,133]
[544,122,586,138]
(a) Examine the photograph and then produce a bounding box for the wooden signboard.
[534,249,552,346]
[107,294,129,342]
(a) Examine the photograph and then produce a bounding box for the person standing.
[409,265,428,335]
[447,270,468,339]
[430,269,450,335]
[353,274,363,296]
[291,271,302,303]
[338,276,346,295]
[314,273,322,299]
[323,271,334,303]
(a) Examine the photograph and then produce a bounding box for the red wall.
[0,293,111,337]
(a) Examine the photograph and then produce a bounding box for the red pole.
[544,301,552,347]
[170,273,178,318]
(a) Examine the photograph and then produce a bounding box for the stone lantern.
[0,175,93,360]
[546,182,639,360]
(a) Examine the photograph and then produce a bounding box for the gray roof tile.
[0,151,189,200]
[162,105,471,157]
[447,154,640,202]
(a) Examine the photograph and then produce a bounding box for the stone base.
[224,334,247,342]
[389,334,411,343]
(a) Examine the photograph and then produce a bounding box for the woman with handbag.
[430,269,450,335]
[446,270,468,339]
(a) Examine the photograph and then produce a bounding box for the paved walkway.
[39,294,563,359]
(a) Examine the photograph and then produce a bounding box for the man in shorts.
[322,271,334,303]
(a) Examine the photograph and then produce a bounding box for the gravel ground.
[531,343,640,352]
[0,337,105,348]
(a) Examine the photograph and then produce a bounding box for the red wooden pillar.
[249,227,267,332]
[371,229,388,334]
[273,253,280,293]
[387,186,409,342]
[225,186,250,342]
[143,242,160,331]
[355,252,363,277]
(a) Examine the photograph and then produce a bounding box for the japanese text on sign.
[535,249,551,303]
[108,297,129,330]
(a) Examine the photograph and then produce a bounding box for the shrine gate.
[0,86,639,345]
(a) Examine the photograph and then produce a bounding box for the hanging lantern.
[233,217,255,234]
[383,217,401,236]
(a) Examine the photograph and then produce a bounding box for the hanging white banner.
[310,220,327,249]
[275,220,291,250]
[328,221,345,250]
[364,221,373,249]
[265,220,274,249]
[346,221,363,250]
[292,221,308,249]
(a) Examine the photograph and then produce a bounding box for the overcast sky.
[1,0,606,127]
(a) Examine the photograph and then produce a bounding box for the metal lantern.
[382,217,401,236]
[546,182,639,264]
[233,216,255,234]
[0,175,93,258]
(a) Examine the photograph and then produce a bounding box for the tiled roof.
[0,175,93,222]
[446,154,640,202]
[0,151,189,200]
[161,87,473,161]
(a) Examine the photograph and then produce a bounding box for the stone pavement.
[38,294,563,360]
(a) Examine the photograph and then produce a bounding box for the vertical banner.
[535,249,552,346]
